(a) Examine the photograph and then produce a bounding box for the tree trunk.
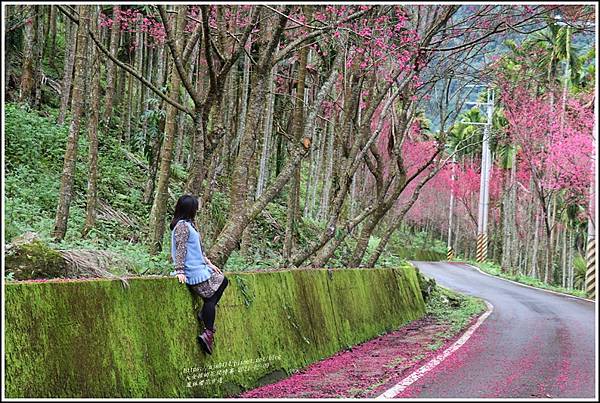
[32,6,46,109]
[568,229,574,289]
[19,5,35,104]
[531,209,541,278]
[240,119,260,256]
[561,225,567,288]
[82,5,101,238]
[114,54,126,117]
[500,168,511,270]
[103,5,120,125]
[306,121,326,218]
[53,5,90,241]
[283,35,309,263]
[209,45,342,268]
[231,51,251,160]
[48,5,57,65]
[319,117,335,220]
[222,67,238,174]
[508,159,518,271]
[256,66,276,198]
[142,44,166,206]
[147,6,185,254]
[184,109,206,196]
[174,112,185,164]
[348,210,383,267]
[544,194,557,283]
[134,16,144,131]
[229,71,268,215]
[123,71,134,145]
[140,46,153,151]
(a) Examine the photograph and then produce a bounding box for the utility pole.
[463,85,494,263]
[585,93,597,299]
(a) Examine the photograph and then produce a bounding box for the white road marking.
[375,300,494,399]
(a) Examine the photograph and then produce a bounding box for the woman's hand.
[177,273,186,284]
[210,263,222,274]
[205,256,222,274]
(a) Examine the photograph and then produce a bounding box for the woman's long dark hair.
[170,195,199,230]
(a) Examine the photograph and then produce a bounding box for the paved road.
[403,261,596,398]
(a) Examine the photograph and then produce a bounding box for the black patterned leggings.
[187,276,229,331]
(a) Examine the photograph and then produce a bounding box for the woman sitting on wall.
[170,194,229,354]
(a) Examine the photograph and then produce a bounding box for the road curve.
[400,261,596,399]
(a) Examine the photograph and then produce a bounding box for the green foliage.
[382,229,447,262]
[573,254,588,290]
[201,190,230,243]
[6,104,141,230]
[5,104,71,240]
[5,103,68,172]
[460,259,587,298]
[4,102,177,275]
[5,102,447,278]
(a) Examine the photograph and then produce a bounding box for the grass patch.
[361,379,386,395]
[426,284,486,337]
[457,259,588,299]
[384,356,406,369]
[426,340,444,351]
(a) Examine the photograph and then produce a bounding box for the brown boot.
[198,328,214,355]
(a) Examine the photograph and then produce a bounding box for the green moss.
[5,267,426,398]
[5,240,67,280]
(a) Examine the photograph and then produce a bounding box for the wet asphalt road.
[401,261,596,399]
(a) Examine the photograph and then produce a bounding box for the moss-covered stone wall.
[5,266,425,398]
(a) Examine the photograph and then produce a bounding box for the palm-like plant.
[447,107,485,158]
[571,47,595,94]
[528,20,580,86]
[573,254,588,290]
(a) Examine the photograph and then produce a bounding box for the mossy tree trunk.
[53,5,90,242]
